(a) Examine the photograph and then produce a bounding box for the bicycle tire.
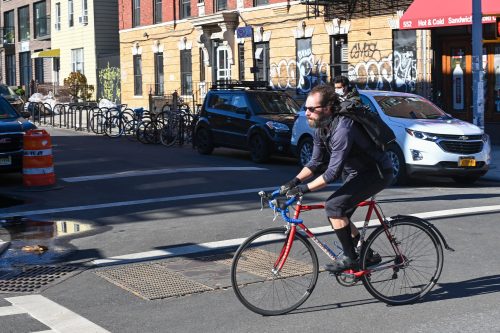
[104,115,124,138]
[160,113,181,147]
[360,219,444,305]
[231,227,319,316]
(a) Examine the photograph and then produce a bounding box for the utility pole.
[472,0,484,130]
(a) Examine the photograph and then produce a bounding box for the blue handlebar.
[265,189,303,224]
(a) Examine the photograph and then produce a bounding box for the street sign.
[236,26,253,39]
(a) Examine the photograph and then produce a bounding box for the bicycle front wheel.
[231,226,319,316]
[361,219,444,305]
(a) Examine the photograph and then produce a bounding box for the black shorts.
[325,169,393,218]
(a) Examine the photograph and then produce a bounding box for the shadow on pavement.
[427,274,500,302]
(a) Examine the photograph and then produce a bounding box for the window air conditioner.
[79,16,88,25]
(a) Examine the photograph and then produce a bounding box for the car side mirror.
[235,107,250,116]
[21,111,31,119]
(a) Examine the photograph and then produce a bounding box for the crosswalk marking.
[3,295,110,333]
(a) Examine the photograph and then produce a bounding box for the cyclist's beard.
[307,113,333,129]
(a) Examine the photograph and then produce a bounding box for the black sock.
[335,225,357,260]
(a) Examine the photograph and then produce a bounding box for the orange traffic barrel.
[23,129,56,187]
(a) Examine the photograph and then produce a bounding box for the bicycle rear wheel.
[231,226,319,316]
[361,219,443,305]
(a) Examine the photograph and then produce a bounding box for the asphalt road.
[1,127,500,333]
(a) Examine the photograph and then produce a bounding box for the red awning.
[399,0,500,30]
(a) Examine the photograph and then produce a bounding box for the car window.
[0,85,15,96]
[373,95,449,119]
[359,95,379,114]
[0,97,19,119]
[207,93,232,111]
[229,95,249,113]
[251,92,299,115]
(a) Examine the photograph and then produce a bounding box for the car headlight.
[405,128,438,141]
[266,121,289,133]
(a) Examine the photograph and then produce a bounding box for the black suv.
[194,81,300,163]
[0,96,36,172]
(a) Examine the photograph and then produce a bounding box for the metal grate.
[95,263,213,300]
[0,265,80,293]
[234,248,315,278]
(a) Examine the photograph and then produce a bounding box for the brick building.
[117,0,500,137]
[0,0,52,95]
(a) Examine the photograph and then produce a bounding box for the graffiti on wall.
[348,49,416,92]
[269,56,328,94]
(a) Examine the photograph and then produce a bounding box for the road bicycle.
[231,189,454,316]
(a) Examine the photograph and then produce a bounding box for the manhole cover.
[95,263,213,300]
[0,265,81,293]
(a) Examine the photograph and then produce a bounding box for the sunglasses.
[304,105,324,113]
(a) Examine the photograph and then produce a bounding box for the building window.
[55,3,61,31]
[254,0,268,6]
[215,0,226,11]
[154,52,164,96]
[132,0,140,27]
[238,44,245,80]
[133,55,142,96]
[199,49,205,82]
[3,11,15,44]
[71,48,84,73]
[254,42,269,82]
[180,49,192,95]
[330,35,348,79]
[35,58,45,83]
[82,0,88,17]
[18,6,30,41]
[19,52,32,92]
[180,0,190,18]
[34,1,48,38]
[154,0,162,24]
[6,54,16,86]
[68,0,74,27]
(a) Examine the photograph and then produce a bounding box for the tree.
[63,72,95,101]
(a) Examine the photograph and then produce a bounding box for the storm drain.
[233,249,315,278]
[95,263,213,300]
[0,265,81,293]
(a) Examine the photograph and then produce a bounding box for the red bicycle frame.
[273,199,405,278]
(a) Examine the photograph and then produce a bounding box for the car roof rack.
[210,80,273,90]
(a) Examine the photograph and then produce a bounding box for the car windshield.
[0,85,15,96]
[373,95,451,120]
[0,97,19,119]
[251,92,300,115]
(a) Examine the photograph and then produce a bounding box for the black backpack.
[337,100,396,151]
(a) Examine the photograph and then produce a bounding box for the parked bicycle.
[231,189,454,316]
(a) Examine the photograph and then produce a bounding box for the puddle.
[0,195,25,208]
[0,217,94,272]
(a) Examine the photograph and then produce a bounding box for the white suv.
[291,90,491,185]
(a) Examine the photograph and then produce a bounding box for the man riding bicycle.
[281,83,394,273]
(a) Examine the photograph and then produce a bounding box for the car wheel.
[298,136,313,167]
[386,145,407,185]
[249,134,270,163]
[195,128,214,155]
[452,175,481,185]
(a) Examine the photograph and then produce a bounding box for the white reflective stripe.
[23,167,55,175]
[23,148,53,156]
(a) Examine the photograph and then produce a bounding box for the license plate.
[458,157,476,167]
[0,156,12,166]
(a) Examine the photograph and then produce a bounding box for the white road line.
[0,305,26,316]
[92,204,500,266]
[6,295,110,333]
[0,185,341,218]
[61,166,269,182]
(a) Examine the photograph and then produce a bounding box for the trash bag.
[99,99,116,109]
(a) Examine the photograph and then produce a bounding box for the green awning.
[32,49,60,58]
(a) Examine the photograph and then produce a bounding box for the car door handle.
[226,118,232,123]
